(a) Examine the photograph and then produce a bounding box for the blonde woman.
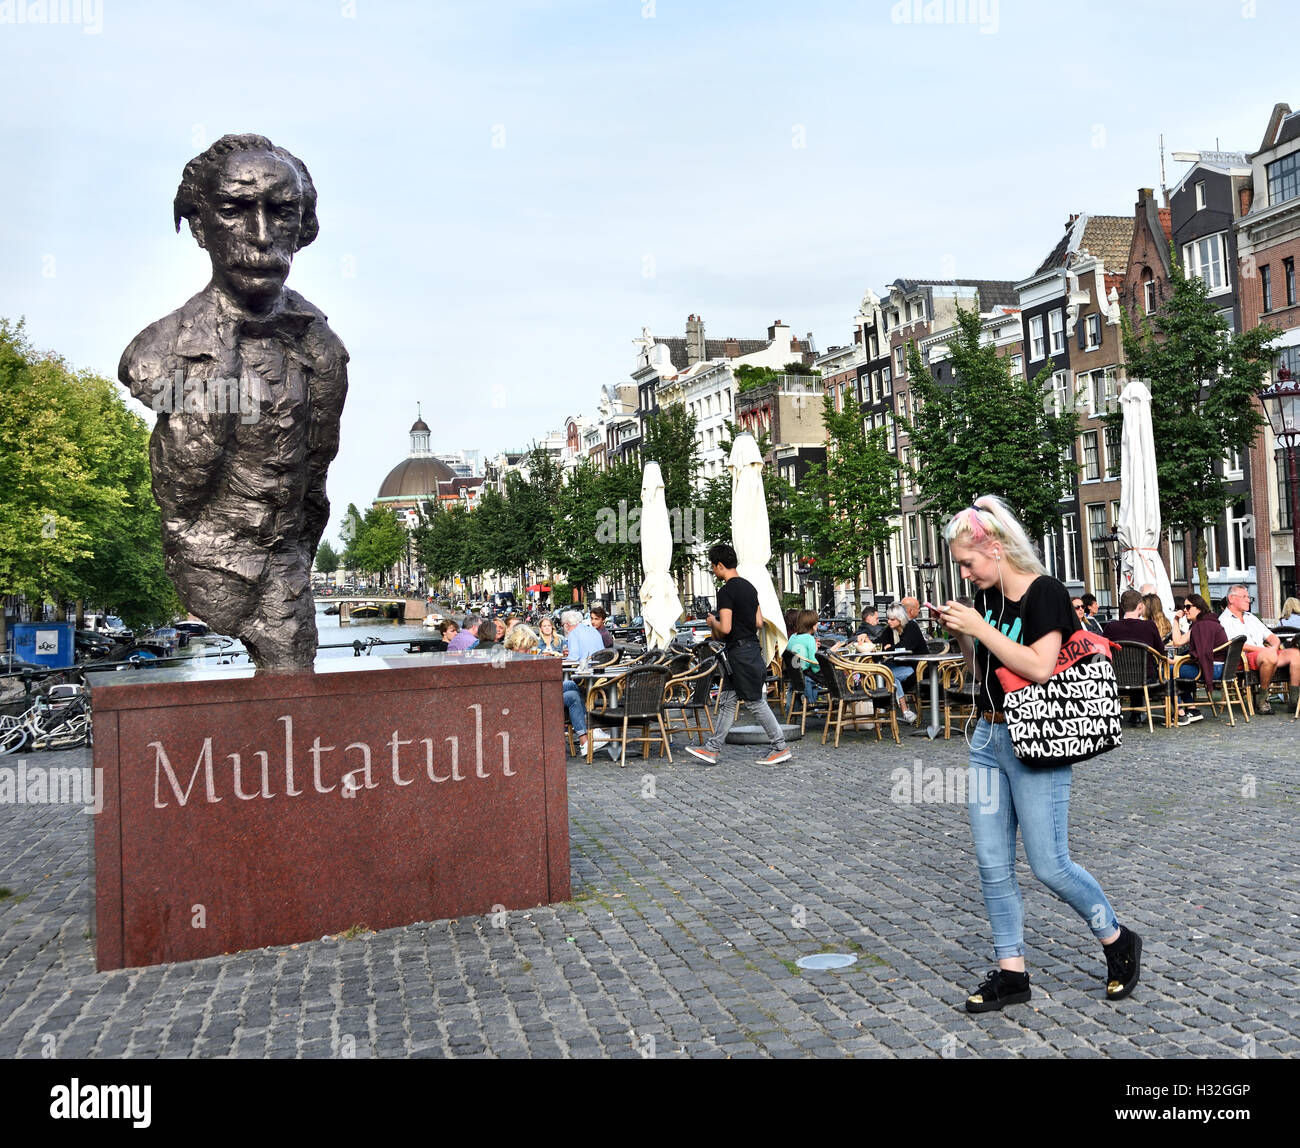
[503,624,540,653]
[536,615,565,654]
[937,495,1141,1013]
[1279,597,1300,631]
[1141,594,1172,643]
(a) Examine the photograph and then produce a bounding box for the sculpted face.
[196,149,304,312]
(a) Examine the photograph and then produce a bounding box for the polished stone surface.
[92,655,568,969]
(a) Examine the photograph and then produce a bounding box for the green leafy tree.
[0,319,179,635]
[642,405,701,582]
[905,305,1079,541]
[417,503,471,589]
[552,459,608,602]
[315,539,341,575]
[1118,261,1278,599]
[352,506,407,579]
[339,503,363,570]
[791,395,900,615]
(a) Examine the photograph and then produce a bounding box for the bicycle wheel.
[0,724,31,754]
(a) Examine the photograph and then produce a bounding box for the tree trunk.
[1196,529,1211,603]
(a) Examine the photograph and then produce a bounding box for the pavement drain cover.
[795,952,857,970]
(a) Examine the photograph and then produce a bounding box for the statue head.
[173,134,319,313]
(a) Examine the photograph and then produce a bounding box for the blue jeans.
[1177,660,1223,703]
[562,680,586,737]
[967,719,1119,959]
[893,663,914,701]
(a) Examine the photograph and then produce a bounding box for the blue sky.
[0,0,1293,546]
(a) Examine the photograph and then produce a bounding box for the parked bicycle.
[0,687,93,754]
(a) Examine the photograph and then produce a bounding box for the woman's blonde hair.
[1281,596,1300,620]
[942,494,1046,576]
[503,625,539,653]
[1142,593,1171,640]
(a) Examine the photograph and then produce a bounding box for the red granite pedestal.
[90,653,569,970]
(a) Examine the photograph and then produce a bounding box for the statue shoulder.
[285,289,349,367]
[118,307,186,397]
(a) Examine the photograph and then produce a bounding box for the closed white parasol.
[727,433,787,664]
[638,461,684,649]
[1117,379,1174,616]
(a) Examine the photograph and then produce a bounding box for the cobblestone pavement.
[1,711,1297,1059]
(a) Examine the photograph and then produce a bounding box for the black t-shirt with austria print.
[973,575,1076,713]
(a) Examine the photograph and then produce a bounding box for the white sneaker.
[901,709,918,725]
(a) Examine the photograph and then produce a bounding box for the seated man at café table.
[881,603,926,725]
[561,608,605,663]
[1219,584,1299,713]
[1103,589,1164,727]
[856,604,887,643]
[589,603,615,649]
[446,615,481,651]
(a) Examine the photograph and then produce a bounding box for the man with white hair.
[1219,584,1298,713]
[561,609,604,663]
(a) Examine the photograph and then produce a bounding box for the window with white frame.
[1170,527,1187,583]
[1041,526,1059,578]
[1089,367,1118,416]
[1195,180,1206,211]
[1030,315,1045,360]
[1051,369,1070,416]
[1087,503,1112,604]
[882,366,892,395]
[1104,423,1121,479]
[1081,432,1100,481]
[1227,502,1252,571]
[1143,275,1157,315]
[1062,513,1080,583]
[1063,440,1077,492]
[900,446,911,494]
[1084,313,1101,350]
[1224,447,1244,478]
[1010,353,1023,377]
[1049,309,1065,355]
[894,345,904,376]
[1182,232,1227,292]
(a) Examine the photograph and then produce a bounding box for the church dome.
[377,454,455,499]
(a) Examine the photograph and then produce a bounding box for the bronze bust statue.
[120,134,348,670]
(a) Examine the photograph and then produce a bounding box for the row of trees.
[0,319,181,640]
[321,260,1274,610]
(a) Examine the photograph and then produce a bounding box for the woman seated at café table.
[1173,593,1229,726]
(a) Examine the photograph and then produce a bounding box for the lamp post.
[1093,529,1122,613]
[917,560,939,631]
[1260,368,1300,602]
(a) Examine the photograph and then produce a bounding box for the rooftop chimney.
[686,314,706,366]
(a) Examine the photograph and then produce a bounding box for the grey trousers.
[704,689,788,754]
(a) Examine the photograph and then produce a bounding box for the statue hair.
[173,133,319,249]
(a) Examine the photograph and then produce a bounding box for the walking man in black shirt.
[686,543,792,766]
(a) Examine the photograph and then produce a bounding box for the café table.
[884,651,953,739]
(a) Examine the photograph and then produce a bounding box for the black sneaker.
[1104,925,1142,1001]
[965,968,1031,1013]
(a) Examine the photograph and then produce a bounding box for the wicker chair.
[1111,641,1169,732]
[783,649,827,735]
[1172,635,1249,726]
[663,656,719,745]
[819,652,899,747]
[937,659,978,740]
[584,665,674,766]
[589,647,620,669]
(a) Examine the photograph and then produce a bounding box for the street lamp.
[916,560,939,629]
[1260,367,1300,602]
[1092,529,1122,612]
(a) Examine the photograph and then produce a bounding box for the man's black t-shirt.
[973,576,1075,712]
[716,576,760,646]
